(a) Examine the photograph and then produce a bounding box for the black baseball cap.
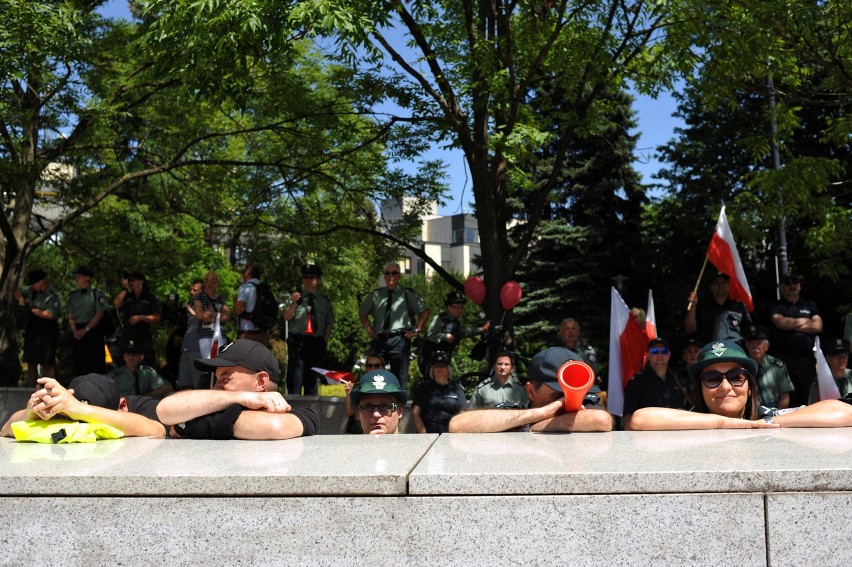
[445,291,466,306]
[193,339,281,383]
[26,269,48,286]
[69,374,120,410]
[647,337,671,351]
[301,264,323,277]
[430,351,451,367]
[824,338,850,356]
[73,265,94,277]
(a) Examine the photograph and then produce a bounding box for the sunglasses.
[384,271,400,276]
[649,347,669,355]
[700,368,749,388]
[357,403,400,416]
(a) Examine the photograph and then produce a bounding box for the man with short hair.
[15,269,61,387]
[234,262,268,346]
[1,374,166,439]
[109,339,173,398]
[282,263,334,396]
[745,326,794,409]
[623,338,692,429]
[674,338,702,396]
[349,369,408,434]
[156,340,318,439]
[684,272,752,344]
[449,347,612,433]
[809,338,852,404]
[359,261,430,390]
[769,274,823,407]
[558,318,599,373]
[470,351,528,409]
[65,264,109,375]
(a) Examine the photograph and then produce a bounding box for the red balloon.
[464,276,486,305]
[500,281,522,311]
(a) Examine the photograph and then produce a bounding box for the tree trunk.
[0,278,23,385]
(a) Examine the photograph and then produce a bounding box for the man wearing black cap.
[282,263,334,396]
[685,272,752,344]
[419,291,489,377]
[745,326,794,409]
[155,340,318,439]
[66,265,109,375]
[809,338,852,404]
[1,374,166,438]
[449,347,612,433]
[623,338,693,429]
[768,275,823,407]
[349,369,408,434]
[15,269,61,387]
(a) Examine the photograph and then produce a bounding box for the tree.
[280,0,681,328]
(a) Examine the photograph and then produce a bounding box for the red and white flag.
[645,289,657,339]
[209,312,223,358]
[312,367,355,385]
[706,206,754,312]
[607,287,651,417]
[814,337,841,401]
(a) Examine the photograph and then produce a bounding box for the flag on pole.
[209,311,223,359]
[312,367,355,385]
[814,337,841,401]
[706,205,754,312]
[645,289,657,339]
[607,287,651,417]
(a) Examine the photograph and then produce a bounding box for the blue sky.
[98,0,682,215]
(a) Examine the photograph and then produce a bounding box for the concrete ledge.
[2,428,851,566]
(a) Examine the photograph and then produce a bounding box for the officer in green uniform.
[109,339,172,398]
[66,265,109,375]
[558,318,600,377]
[282,264,335,396]
[15,269,61,387]
[419,291,489,377]
[745,326,795,409]
[359,262,430,390]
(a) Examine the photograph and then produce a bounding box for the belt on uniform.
[377,330,408,340]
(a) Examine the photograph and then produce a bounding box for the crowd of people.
[8,259,852,441]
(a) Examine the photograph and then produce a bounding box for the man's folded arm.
[233,407,318,440]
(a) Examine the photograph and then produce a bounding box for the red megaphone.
[557,360,595,412]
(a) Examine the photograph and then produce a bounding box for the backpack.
[245,282,279,330]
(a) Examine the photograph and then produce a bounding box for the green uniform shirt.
[756,354,795,408]
[470,374,529,409]
[109,365,167,397]
[426,311,479,344]
[359,286,427,333]
[23,286,61,318]
[66,286,108,325]
[288,291,334,336]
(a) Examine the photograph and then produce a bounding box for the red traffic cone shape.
[557,360,595,412]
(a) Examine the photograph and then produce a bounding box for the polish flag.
[607,287,651,416]
[312,367,355,385]
[814,337,841,401]
[645,289,657,339]
[706,206,754,312]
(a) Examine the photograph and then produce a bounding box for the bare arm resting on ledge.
[156,389,289,425]
[628,400,852,431]
[449,400,613,433]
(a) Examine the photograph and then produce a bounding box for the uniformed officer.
[684,272,752,344]
[359,261,430,390]
[282,264,335,396]
[558,318,600,375]
[65,265,109,375]
[109,339,173,398]
[745,326,795,409]
[15,269,61,387]
[419,291,489,377]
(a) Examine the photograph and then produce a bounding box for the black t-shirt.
[413,381,468,433]
[125,395,169,437]
[623,367,688,415]
[769,298,820,359]
[175,405,318,439]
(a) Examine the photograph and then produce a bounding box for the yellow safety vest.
[11,419,124,443]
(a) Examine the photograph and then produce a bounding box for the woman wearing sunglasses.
[628,340,852,430]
